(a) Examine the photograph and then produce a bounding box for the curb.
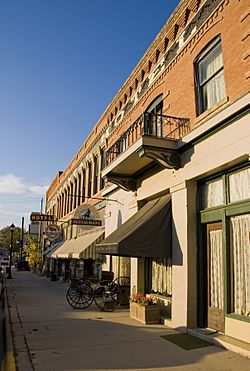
[1,274,16,371]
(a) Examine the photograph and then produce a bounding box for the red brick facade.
[46,0,249,220]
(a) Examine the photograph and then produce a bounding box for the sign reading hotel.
[72,204,102,228]
[30,214,55,222]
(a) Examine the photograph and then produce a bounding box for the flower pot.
[130,302,160,324]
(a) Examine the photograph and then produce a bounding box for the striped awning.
[51,229,105,260]
[43,241,64,257]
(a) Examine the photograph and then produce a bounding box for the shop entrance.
[206,222,224,332]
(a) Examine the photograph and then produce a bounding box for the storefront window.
[230,214,250,317]
[229,168,250,203]
[152,257,172,297]
[202,178,224,208]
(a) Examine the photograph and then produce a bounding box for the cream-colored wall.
[170,182,189,328]
[137,111,249,201]
[103,188,137,237]
[225,317,250,343]
[101,187,138,279]
[101,100,249,332]
[134,101,249,330]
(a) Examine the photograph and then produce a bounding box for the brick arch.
[141,84,165,111]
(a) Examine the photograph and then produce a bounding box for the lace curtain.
[209,229,224,309]
[152,258,172,296]
[200,43,226,110]
[229,168,250,203]
[112,256,130,279]
[203,178,224,208]
[231,214,250,316]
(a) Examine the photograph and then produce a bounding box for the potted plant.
[129,293,160,325]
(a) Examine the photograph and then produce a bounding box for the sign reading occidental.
[30,214,55,222]
[70,218,102,226]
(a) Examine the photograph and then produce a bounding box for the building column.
[170,180,197,329]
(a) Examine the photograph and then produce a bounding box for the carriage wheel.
[66,282,94,309]
[93,280,120,312]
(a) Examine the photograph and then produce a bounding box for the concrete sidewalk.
[4,271,250,371]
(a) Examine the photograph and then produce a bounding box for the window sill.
[194,97,229,127]
[225,313,250,323]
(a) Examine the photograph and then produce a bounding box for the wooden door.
[207,222,224,332]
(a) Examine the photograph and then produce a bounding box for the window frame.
[194,36,226,115]
[198,164,250,323]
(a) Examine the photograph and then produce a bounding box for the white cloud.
[29,185,48,195]
[0,174,48,196]
[0,174,26,194]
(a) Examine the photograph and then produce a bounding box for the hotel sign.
[30,214,55,222]
[70,218,102,226]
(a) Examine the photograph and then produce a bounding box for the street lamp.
[7,223,15,279]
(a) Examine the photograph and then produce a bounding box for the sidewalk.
[4,271,250,371]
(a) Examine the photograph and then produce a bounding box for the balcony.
[103,112,190,191]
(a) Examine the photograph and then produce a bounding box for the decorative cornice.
[105,175,136,192]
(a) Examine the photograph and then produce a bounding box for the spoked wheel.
[66,282,94,309]
[112,276,130,306]
[93,280,120,312]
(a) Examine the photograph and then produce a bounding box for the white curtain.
[152,258,172,296]
[112,256,130,279]
[209,229,224,309]
[231,214,250,316]
[229,168,250,203]
[203,178,224,208]
[200,44,226,110]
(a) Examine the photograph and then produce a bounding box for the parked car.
[0,257,9,266]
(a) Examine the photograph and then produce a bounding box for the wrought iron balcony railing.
[106,112,190,166]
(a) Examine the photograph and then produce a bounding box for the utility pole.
[20,216,24,261]
[38,198,43,251]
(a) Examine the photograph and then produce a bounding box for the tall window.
[82,169,86,203]
[100,147,106,190]
[78,173,82,206]
[230,214,250,317]
[73,178,77,209]
[195,37,226,115]
[70,182,74,211]
[87,162,92,198]
[144,95,163,137]
[93,155,99,195]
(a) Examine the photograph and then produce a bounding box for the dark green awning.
[96,194,171,258]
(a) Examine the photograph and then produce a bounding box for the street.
[3,271,250,371]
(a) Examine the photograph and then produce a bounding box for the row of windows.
[54,148,106,219]
[108,35,226,136]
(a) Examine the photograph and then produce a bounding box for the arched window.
[144,95,163,138]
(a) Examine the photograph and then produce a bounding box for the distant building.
[28,212,44,242]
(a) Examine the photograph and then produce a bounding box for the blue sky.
[0,0,180,229]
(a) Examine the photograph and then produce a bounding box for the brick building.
[46,0,249,344]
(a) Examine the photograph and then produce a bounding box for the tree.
[0,226,22,253]
[23,236,42,270]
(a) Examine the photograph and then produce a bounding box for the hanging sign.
[72,204,102,229]
[30,214,55,222]
[70,218,102,226]
[45,224,61,241]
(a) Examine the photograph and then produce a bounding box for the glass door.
[207,222,225,332]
